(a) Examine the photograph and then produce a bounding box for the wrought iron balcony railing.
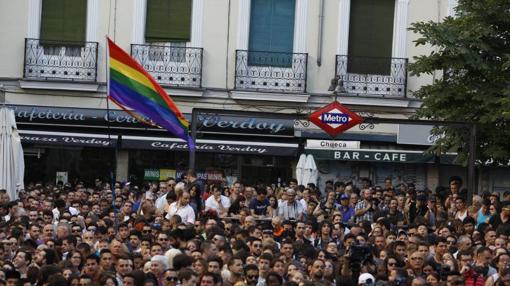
[23,38,98,82]
[235,50,308,93]
[335,55,408,97]
[131,44,203,88]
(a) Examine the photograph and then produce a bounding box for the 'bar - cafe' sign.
[307,149,452,163]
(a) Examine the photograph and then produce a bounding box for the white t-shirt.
[165,202,195,224]
[205,195,231,212]
[155,193,168,211]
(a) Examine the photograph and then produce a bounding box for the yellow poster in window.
[159,169,176,180]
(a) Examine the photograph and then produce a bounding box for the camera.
[417,194,428,201]
[351,244,373,263]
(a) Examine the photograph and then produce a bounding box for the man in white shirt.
[278,189,304,221]
[155,178,176,211]
[205,185,231,217]
[165,191,195,225]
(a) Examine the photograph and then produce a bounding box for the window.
[347,0,395,75]
[40,0,87,45]
[145,0,192,43]
[248,0,295,67]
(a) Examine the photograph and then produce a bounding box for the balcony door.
[248,0,295,67]
[145,0,192,61]
[40,0,87,45]
[24,0,98,82]
[347,0,395,75]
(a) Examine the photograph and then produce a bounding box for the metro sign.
[308,101,363,137]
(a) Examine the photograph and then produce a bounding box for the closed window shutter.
[145,0,192,43]
[40,0,87,44]
[347,0,395,75]
[248,0,295,67]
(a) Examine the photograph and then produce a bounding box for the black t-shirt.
[249,198,269,215]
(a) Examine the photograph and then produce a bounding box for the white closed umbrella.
[0,107,24,200]
[295,154,307,185]
[302,154,318,186]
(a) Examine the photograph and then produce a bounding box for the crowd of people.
[0,171,509,286]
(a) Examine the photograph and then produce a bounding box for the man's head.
[455,197,466,211]
[449,176,462,193]
[200,272,220,286]
[163,269,179,286]
[244,264,259,286]
[258,253,272,275]
[280,239,294,260]
[248,238,262,257]
[435,237,448,257]
[28,224,41,240]
[256,188,267,202]
[308,259,325,280]
[13,250,31,269]
[286,189,296,203]
[115,255,134,276]
[83,254,99,276]
[363,188,373,201]
[207,255,223,274]
[409,251,424,270]
[178,268,198,286]
[227,255,244,277]
[180,192,191,206]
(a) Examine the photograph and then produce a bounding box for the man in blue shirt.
[249,188,270,218]
[339,194,355,224]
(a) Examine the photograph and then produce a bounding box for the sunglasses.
[165,276,178,282]
[247,275,258,280]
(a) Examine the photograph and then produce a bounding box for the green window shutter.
[248,0,295,67]
[40,0,87,44]
[145,0,192,43]
[347,0,395,75]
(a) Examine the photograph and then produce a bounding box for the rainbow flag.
[106,38,195,150]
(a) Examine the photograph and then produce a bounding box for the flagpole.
[105,36,119,231]
[189,108,197,171]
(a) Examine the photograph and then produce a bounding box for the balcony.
[23,38,98,82]
[335,55,408,97]
[235,50,308,93]
[131,44,203,88]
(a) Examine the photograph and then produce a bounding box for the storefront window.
[24,146,115,185]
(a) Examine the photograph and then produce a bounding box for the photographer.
[408,191,429,224]
[458,250,485,285]
[374,198,404,228]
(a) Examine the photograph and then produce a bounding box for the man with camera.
[458,249,485,285]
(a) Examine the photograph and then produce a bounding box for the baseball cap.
[340,194,349,200]
[262,229,273,235]
[398,230,408,237]
[358,273,375,285]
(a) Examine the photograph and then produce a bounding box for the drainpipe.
[317,0,325,66]
[0,85,5,104]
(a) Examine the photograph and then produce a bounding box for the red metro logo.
[308,101,364,137]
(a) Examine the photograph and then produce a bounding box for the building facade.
[0,0,505,193]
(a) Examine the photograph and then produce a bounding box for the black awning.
[121,135,298,156]
[20,130,116,148]
[20,130,298,156]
